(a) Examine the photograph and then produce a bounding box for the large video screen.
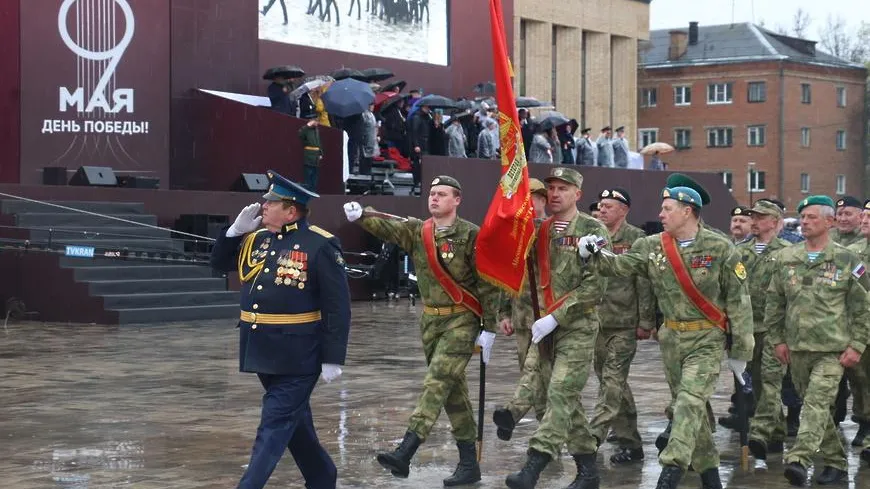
[258,0,449,66]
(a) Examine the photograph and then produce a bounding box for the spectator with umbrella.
[263,66,305,116]
[560,120,578,165]
[446,113,468,158]
[528,123,553,164]
[408,100,437,193]
[640,142,674,170]
[378,95,408,156]
[548,126,563,165]
[359,103,379,175]
[430,111,447,156]
[477,118,498,160]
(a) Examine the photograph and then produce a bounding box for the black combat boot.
[787,405,801,437]
[717,415,738,430]
[748,439,768,460]
[655,465,684,489]
[700,468,723,489]
[815,466,847,485]
[768,439,784,453]
[655,422,672,453]
[853,421,870,446]
[610,446,643,464]
[784,461,808,486]
[861,447,870,467]
[565,453,599,489]
[376,431,422,478]
[493,407,516,441]
[505,448,551,489]
[443,442,480,486]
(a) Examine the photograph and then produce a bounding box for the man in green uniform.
[299,117,322,191]
[587,187,655,464]
[852,201,870,448]
[580,174,754,489]
[493,178,550,441]
[766,195,870,486]
[505,167,609,489]
[343,176,500,486]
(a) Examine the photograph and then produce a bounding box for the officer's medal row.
[275,250,309,289]
[251,237,272,260]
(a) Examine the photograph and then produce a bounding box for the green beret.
[544,167,583,188]
[797,195,835,213]
[666,173,710,205]
[431,175,462,191]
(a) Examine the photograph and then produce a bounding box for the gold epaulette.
[309,225,334,239]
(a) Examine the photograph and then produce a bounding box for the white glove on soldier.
[226,203,262,237]
[475,331,496,364]
[577,235,601,259]
[320,364,343,383]
[728,359,748,385]
[531,314,558,344]
[344,202,363,222]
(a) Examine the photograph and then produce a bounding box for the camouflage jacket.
[359,209,500,332]
[765,241,870,353]
[597,221,656,331]
[498,281,536,331]
[848,238,870,262]
[736,236,791,331]
[532,211,609,329]
[591,226,755,360]
[830,228,863,247]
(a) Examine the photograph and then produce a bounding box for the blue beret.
[262,169,319,206]
[662,186,702,207]
[797,195,835,214]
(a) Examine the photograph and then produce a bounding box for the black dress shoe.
[784,462,807,486]
[717,415,738,430]
[815,466,847,485]
[610,447,643,464]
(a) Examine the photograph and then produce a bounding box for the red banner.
[474,0,535,295]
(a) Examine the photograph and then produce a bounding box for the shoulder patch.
[309,225,334,239]
[336,251,346,266]
[735,262,747,280]
[852,263,866,279]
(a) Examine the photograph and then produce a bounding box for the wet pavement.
[2,300,870,488]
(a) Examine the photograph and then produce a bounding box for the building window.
[706,127,733,147]
[836,130,847,150]
[836,87,847,107]
[551,25,558,107]
[707,82,733,104]
[748,170,766,192]
[801,127,811,147]
[836,175,846,195]
[639,128,658,148]
[674,85,691,106]
[800,173,810,193]
[720,171,733,192]
[747,82,767,103]
[674,128,692,149]
[747,125,766,146]
[801,83,812,104]
[640,88,657,108]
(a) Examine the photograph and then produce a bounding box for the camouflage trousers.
[786,351,847,471]
[589,328,642,449]
[528,322,598,458]
[845,349,870,423]
[749,332,787,444]
[407,313,478,443]
[658,325,724,472]
[505,332,551,423]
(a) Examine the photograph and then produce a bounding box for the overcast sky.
[650,0,870,41]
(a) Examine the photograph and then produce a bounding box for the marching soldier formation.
[215,167,870,489]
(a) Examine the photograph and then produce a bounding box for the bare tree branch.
[792,8,811,38]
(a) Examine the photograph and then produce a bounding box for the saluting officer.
[210,170,351,489]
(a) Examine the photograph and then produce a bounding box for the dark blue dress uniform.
[210,171,350,489]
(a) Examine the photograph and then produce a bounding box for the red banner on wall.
[19,0,170,184]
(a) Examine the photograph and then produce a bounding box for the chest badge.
[440,240,455,260]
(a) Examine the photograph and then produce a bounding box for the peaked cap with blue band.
[662,186,703,207]
[666,173,710,206]
[262,170,320,206]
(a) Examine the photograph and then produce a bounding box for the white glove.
[531,314,558,344]
[577,235,601,259]
[344,202,363,222]
[226,203,262,237]
[475,331,496,364]
[728,359,747,385]
[320,364,343,383]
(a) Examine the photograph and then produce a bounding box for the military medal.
[298,282,305,290]
[299,271,307,282]
[284,277,293,285]
[275,277,282,285]
[290,279,298,286]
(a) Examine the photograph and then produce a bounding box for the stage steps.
[1,199,238,325]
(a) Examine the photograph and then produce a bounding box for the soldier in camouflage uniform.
[506,167,609,489]
[343,175,500,486]
[765,195,870,486]
[851,200,870,449]
[581,173,754,489]
[587,187,656,464]
[492,178,550,441]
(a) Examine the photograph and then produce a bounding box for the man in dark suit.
[211,170,351,489]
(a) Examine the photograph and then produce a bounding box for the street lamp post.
[748,161,756,207]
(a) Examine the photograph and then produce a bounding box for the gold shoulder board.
[309,225,334,239]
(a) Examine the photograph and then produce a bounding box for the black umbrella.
[379,79,407,93]
[516,96,545,108]
[376,94,407,114]
[361,68,395,82]
[538,111,570,131]
[416,94,457,109]
[329,68,368,81]
[453,99,474,111]
[262,65,305,80]
[473,81,496,95]
[321,78,375,117]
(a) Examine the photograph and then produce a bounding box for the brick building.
[638,22,867,211]
[513,0,650,135]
